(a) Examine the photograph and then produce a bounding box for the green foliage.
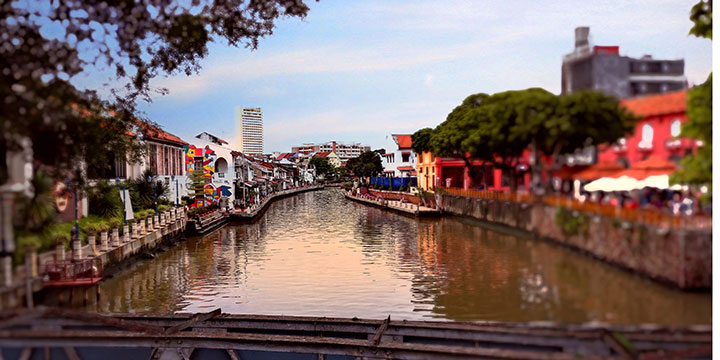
[554,207,589,237]
[14,170,57,233]
[2,1,310,189]
[309,156,333,178]
[129,169,168,211]
[346,151,383,178]
[422,88,636,191]
[158,204,171,212]
[689,0,712,39]
[411,128,433,153]
[671,74,712,204]
[89,180,123,218]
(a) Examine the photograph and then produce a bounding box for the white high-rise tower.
[235,107,263,154]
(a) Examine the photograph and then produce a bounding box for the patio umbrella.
[640,175,688,191]
[584,175,643,192]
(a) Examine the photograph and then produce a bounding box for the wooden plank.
[63,347,80,360]
[372,315,390,346]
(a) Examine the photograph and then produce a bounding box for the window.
[402,153,410,162]
[639,123,653,149]
[670,119,681,137]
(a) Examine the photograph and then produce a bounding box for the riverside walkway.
[230,185,324,221]
[344,191,441,217]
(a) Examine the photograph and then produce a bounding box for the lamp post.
[172,175,179,207]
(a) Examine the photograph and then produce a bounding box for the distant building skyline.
[561,27,687,99]
[291,141,371,162]
[235,107,264,155]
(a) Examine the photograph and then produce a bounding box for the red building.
[598,90,698,166]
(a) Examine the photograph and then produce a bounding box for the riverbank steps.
[438,194,711,290]
[0,207,188,310]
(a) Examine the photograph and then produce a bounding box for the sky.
[76,0,712,153]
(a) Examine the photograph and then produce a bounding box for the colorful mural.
[184,143,233,208]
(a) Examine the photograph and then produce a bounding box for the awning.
[401,151,411,155]
[397,166,414,171]
[584,176,643,192]
[244,181,256,187]
[614,157,676,180]
[573,161,625,180]
[383,170,394,174]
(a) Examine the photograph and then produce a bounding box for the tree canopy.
[671,1,712,200]
[421,88,636,191]
[1,0,311,184]
[309,156,333,178]
[346,151,383,178]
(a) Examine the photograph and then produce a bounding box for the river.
[89,189,710,325]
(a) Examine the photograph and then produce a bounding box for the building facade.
[291,141,370,162]
[183,132,236,208]
[562,27,686,99]
[598,90,699,166]
[380,134,416,177]
[235,107,264,155]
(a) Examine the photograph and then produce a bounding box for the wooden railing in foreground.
[441,188,711,229]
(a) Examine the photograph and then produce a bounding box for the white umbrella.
[583,175,643,192]
[638,174,688,190]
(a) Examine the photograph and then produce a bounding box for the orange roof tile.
[314,151,331,158]
[621,90,686,117]
[392,134,412,149]
[141,124,188,146]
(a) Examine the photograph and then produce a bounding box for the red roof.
[392,134,412,149]
[397,166,414,171]
[315,151,331,158]
[621,90,686,117]
[141,124,188,146]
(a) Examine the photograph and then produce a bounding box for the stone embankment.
[0,207,187,309]
[439,194,711,289]
[230,185,324,221]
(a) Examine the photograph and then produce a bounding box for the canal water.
[90,189,710,325]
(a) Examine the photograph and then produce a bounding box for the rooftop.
[392,134,412,149]
[621,89,686,117]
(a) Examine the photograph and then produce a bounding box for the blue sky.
[76,0,712,153]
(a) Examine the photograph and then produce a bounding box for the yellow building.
[416,151,437,192]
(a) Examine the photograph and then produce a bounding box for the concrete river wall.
[438,194,711,290]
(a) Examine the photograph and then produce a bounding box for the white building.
[380,134,416,177]
[291,141,370,163]
[235,107,263,155]
[183,132,237,208]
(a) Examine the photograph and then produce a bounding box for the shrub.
[89,180,122,218]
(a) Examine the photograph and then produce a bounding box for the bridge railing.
[441,188,711,230]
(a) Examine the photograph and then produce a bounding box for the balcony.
[637,141,653,151]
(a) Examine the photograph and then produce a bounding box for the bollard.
[111,228,119,247]
[25,245,38,278]
[154,215,159,229]
[100,231,109,251]
[123,224,130,243]
[55,242,65,261]
[72,238,82,261]
[89,234,98,255]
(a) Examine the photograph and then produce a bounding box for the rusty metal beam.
[165,309,221,335]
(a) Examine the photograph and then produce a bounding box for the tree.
[411,128,433,153]
[346,151,383,179]
[309,156,333,178]
[689,0,712,39]
[1,1,311,185]
[423,89,635,192]
[671,2,712,205]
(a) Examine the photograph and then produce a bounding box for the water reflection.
[90,189,710,325]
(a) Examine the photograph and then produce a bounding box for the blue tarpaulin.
[370,177,417,189]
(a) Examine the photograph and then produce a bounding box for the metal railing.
[442,188,711,230]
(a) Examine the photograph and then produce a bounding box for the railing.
[442,188,711,230]
[44,259,103,283]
